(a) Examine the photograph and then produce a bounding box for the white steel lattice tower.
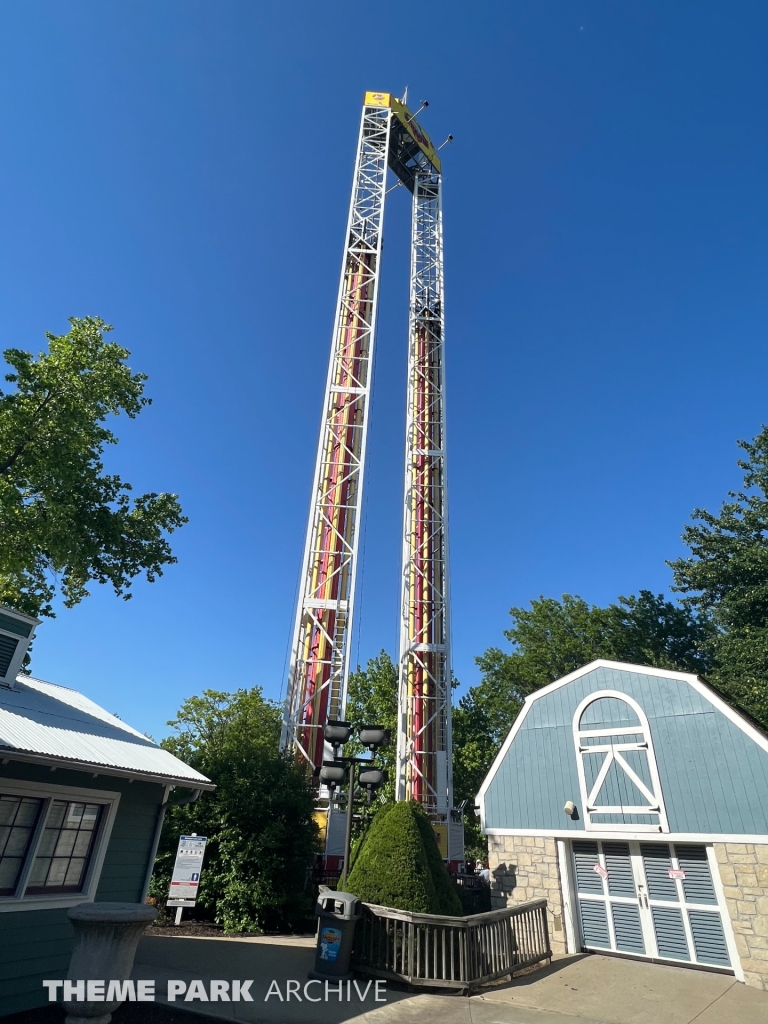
[280,98,391,772]
[395,169,452,824]
[282,91,459,858]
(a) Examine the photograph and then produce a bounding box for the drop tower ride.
[280,91,461,863]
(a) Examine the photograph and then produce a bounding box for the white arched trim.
[572,689,669,834]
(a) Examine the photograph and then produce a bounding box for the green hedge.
[413,808,463,915]
[346,801,461,916]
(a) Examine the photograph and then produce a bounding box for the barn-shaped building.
[478,660,768,990]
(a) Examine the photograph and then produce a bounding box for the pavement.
[129,933,768,1024]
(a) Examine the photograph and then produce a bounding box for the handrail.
[352,897,551,992]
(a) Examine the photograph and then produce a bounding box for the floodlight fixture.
[319,763,348,790]
[359,726,389,751]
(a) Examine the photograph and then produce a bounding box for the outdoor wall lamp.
[563,800,577,817]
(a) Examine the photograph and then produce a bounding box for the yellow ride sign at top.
[363,91,441,173]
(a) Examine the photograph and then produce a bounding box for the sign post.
[167,834,207,926]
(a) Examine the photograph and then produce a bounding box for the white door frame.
[557,838,578,954]
[706,844,744,982]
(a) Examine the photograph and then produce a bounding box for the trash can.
[308,891,362,982]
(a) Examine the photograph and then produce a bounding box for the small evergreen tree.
[412,810,463,915]
[346,801,460,915]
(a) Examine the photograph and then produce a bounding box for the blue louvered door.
[638,842,731,968]
[572,840,645,955]
[572,841,731,970]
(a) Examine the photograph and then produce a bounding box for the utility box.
[308,891,362,982]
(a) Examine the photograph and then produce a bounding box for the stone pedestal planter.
[63,902,157,1024]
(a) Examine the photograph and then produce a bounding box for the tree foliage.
[0,316,186,617]
[670,425,768,727]
[346,801,461,915]
[411,806,463,915]
[151,687,320,933]
[477,591,710,698]
[455,591,712,855]
[345,651,398,806]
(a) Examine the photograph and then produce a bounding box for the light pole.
[318,722,388,890]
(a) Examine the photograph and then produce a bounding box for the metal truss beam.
[396,169,453,822]
[281,102,391,774]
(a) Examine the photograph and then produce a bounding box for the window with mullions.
[0,795,44,895]
[26,801,103,894]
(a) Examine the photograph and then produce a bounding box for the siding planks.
[484,667,768,835]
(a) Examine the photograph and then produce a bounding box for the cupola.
[0,604,40,688]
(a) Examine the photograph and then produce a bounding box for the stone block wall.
[487,834,566,953]
[714,842,768,990]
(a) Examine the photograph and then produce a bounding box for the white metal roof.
[0,675,213,789]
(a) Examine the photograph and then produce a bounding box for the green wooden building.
[0,605,213,1016]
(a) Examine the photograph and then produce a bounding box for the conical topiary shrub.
[348,799,394,874]
[413,808,463,916]
[346,800,461,915]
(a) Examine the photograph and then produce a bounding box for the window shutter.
[611,902,645,954]
[0,606,38,685]
[688,910,730,966]
[603,841,636,897]
[579,899,610,948]
[675,845,717,905]
[0,635,19,678]
[572,841,603,893]
[651,906,690,961]
[640,843,678,901]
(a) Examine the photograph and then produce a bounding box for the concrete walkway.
[131,934,768,1024]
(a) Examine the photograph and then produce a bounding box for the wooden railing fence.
[352,898,550,992]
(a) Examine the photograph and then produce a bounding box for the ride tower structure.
[281,91,463,864]
[395,165,453,839]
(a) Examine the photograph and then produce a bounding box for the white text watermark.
[42,978,387,1003]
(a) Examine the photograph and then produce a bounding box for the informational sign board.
[167,835,207,908]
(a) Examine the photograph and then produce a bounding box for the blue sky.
[1,3,767,739]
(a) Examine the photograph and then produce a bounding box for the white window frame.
[573,690,669,834]
[0,777,120,912]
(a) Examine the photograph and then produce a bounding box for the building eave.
[0,747,215,791]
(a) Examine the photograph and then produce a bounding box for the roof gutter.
[0,748,215,791]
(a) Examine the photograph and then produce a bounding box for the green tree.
[412,806,463,915]
[476,592,710,700]
[345,651,399,806]
[670,425,768,727]
[0,316,186,618]
[151,687,320,933]
[346,800,460,915]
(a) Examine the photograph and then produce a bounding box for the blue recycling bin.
[308,891,362,982]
